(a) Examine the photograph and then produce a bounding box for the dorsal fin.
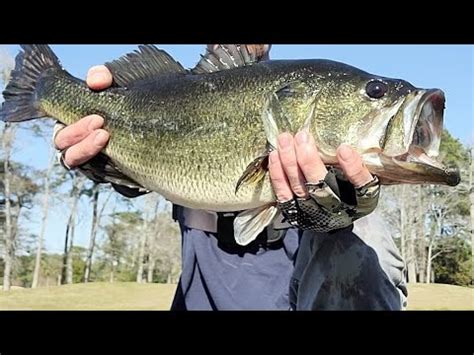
[191,45,266,74]
[105,45,186,87]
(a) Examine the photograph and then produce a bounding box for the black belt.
[172,205,291,249]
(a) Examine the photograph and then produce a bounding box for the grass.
[0,282,176,310]
[0,282,472,310]
[404,283,473,310]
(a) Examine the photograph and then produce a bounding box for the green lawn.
[0,282,176,310]
[0,282,472,310]
[404,283,473,310]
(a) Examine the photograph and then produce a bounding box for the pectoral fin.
[78,152,150,197]
[235,153,270,195]
[233,204,279,246]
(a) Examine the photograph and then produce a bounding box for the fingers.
[270,133,373,202]
[269,131,329,201]
[54,114,110,168]
[337,144,373,188]
[63,129,110,167]
[269,150,293,202]
[54,115,105,150]
[277,133,308,198]
[294,131,327,184]
[86,65,113,90]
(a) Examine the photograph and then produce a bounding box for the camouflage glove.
[277,167,380,232]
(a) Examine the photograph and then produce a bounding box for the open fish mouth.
[390,89,460,186]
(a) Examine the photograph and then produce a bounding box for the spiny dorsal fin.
[191,45,266,74]
[105,45,186,87]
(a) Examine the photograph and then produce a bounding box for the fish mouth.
[389,89,460,186]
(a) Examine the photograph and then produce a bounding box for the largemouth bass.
[0,45,460,245]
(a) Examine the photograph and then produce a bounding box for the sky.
[1,44,473,253]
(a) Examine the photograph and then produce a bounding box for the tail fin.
[1,45,61,122]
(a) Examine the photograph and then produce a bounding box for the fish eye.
[366,80,388,99]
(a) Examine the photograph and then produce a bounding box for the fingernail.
[278,133,292,149]
[92,73,108,85]
[338,144,354,161]
[295,131,308,145]
[89,65,106,73]
[88,115,104,131]
[89,66,103,77]
[94,131,109,146]
[88,66,109,85]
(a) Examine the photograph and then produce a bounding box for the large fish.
[0,45,460,245]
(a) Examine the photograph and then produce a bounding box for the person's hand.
[53,65,113,168]
[268,131,380,232]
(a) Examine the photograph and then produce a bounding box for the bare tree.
[416,185,427,283]
[2,123,15,291]
[109,234,117,282]
[425,179,469,283]
[470,146,473,279]
[1,49,15,291]
[61,173,86,284]
[84,184,112,282]
[83,183,99,283]
[402,186,418,283]
[387,185,418,283]
[107,205,118,283]
[399,186,407,260]
[136,195,157,283]
[146,202,160,283]
[146,198,172,283]
[31,147,56,288]
[136,222,148,283]
[149,212,181,283]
